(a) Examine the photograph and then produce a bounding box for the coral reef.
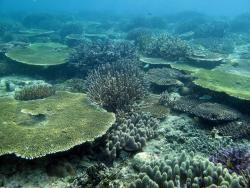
[191,102,241,122]
[193,70,250,100]
[86,61,147,112]
[144,33,193,61]
[164,114,233,155]
[104,112,159,160]
[139,94,169,119]
[69,39,138,70]
[59,22,84,38]
[167,96,241,122]
[122,16,166,31]
[146,68,190,92]
[14,84,56,101]
[22,13,64,30]
[217,120,250,139]
[186,49,225,69]
[130,152,246,188]
[194,21,229,38]
[0,91,115,159]
[126,27,153,51]
[193,37,235,54]
[5,42,72,66]
[209,146,250,177]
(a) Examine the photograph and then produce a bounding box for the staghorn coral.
[14,84,56,101]
[144,33,193,61]
[130,152,246,188]
[86,61,147,112]
[104,112,159,160]
[69,39,138,70]
[209,146,250,177]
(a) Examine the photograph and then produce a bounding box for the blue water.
[0,0,249,16]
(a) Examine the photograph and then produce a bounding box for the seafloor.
[0,11,250,188]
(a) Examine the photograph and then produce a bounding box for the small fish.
[199,95,212,100]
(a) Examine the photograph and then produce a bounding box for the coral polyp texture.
[14,84,56,101]
[69,39,138,69]
[130,152,246,188]
[0,91,115,159]
[104,112,159,160]
[144,33,193,61]
[5,42,72,66]
[86,61,147,112]
[209,146,250,175]
[169,96,241,122]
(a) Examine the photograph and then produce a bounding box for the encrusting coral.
[130,152,246,188]
[14,83,56,100]
[0,91,115,159]
[86,61,147,112]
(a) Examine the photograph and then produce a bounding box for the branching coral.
[104,112,159,160]
[130,152,246,188]
[209,146,250,175]
[69,39,138,70]
[144,33,193,61]
[15,84,55,101]
[126,27,153,51]
[86,61,147,112]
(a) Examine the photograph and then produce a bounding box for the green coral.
[193,70,250,100]
[15,84,56,101]
[0,91,115,159]
[5,42,71,66]
[130,152,246,188]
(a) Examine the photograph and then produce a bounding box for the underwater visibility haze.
[0,0,250,187]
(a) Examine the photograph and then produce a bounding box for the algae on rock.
[0,91,115,159]
[5,42,71,66]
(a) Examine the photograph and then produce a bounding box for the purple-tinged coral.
[209,146,250,175]
[86,61,147,112]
